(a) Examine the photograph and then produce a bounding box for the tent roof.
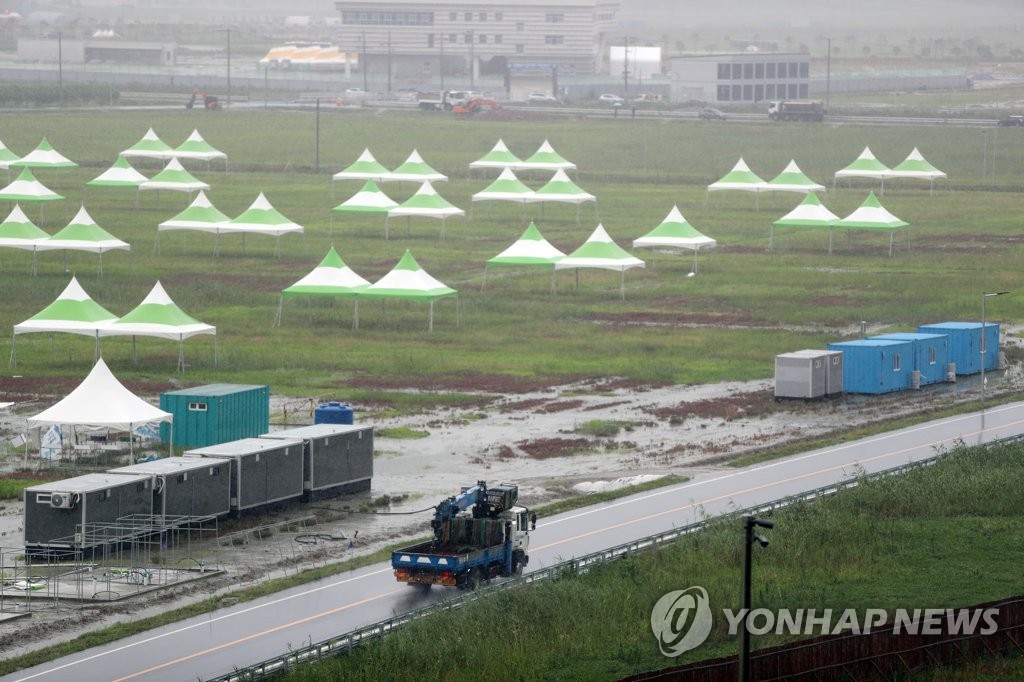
[158,190,231,232]
[487,222,565,266]
[469,139,524,170]
[0,138,21,170]
[555,224,646,271]
[28,358,172,430]
[332,180,398,214]
[633,205,717,251]
[708,157,769,192]
[766,160,826,193]
[517,140,577,171]
[172,129,227,161]
[14,276,118,336]
[0,167,64,202]
[772,192,840,227]
[226,192,304,234]
[834,146,892,178]
[139,158,211,192]
[364,250,457,299]
[388,181,465,218]
[332,149,391,181]
[472,168,536,203]
[11,137,78,169]
[282,246,370,296]
[99,281,216,340]
[383,149,447,182]
[87,155,148,187]
[529,169,595,204]
[121,128,175,160]
[890,147,947,180]
[837,191,909,230]
[37,206,130,252]
[0,204,49,247]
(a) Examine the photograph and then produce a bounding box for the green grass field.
[0,108,1022,407]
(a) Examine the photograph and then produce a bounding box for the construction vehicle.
[452,98,500,116]
[417,90,475,111]
[392,481,536,589]
[186,88,221,111]
[768,99,824,122]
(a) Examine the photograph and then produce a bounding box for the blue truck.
[392,481,536,589]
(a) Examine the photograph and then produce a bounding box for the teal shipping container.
[160,384,269,448]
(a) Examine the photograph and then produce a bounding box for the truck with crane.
[768,99,825,121]
[417,90,475,110]
[392,481,536,589]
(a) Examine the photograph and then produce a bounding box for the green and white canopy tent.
[766,160,826,194]
[224,192,304,256]
[86,155,148,207]
[276,246,370,328]
[386,181,465,239]
[469,139,523,173]
[171,129,227,168]
[889,147,947,195]
[555,224,645,300]
[835,191,910,257]
[99,281,216,372]
[528,169,596,222]
[483,221,565,291]
[36,206,130,275]
[10,137,78,171]
[470,167,536,220]
[330,180,398,235]
[362,250,458,332]
[632,205,716,272]
[833,147,893,194]
[0,167,64,221]
[706,157,770,209]
[332,149,391,184]
[770,191,841,253]
[517,140,577,173]
[11,276,118,366]
[0,204,49,275]
[382,150,447,183]
[139,158,210,201]
[0,138,21,172]
[156,190,232,255]
[120,128,175,161]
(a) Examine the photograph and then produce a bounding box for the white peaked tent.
[156,190,232,255]
[0,138,21,171]
[889,148,947,194]
[766,160,826,194]
[99,281,216,372]
[555,224,645,300]
[0,167,63,220]
[706,158,770,208]
[121,128,175,161]
[171,129,227,166]
[28,358,173,456]
[363,250,458,332]
[529,169,596,222]
[469,139,523,172]
[484,221,565,291]
[87,155,148,189]
[383,150,447,183]
[330,180,398,235]
[36,206,130,275]
[836,191,910,257]
[139,158,210,207]
[332,149,391,184]
[386,181,465,239]
[632,206,716,273]
[11,138,78,170]
[11,277,118,366]
[276,246,370,328]
[471,167,536,219]
[517,140,577,172]
[225,192,304,256]
[771,191,841,253]
[0,204,49,275]
[834,147,893,193]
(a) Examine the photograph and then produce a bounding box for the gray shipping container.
[184,437,304,512]
[262,424,373,499]
[774,349,844,399]
[24,473,153,551]
[108,457,231,521]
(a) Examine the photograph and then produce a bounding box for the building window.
[342,11,433,26]
[464,12,472,21]
[188,401,207,412]
[731,84,741,100]
[449,12,456,21]
[788,83,798,98]
[422,61,432,74]
[731,63,741,79]
[479,34,487,44]
[789,62,798,77]
[893,353,902,372]
[929,347,937,365]
[800,62,809,78]
[754,84,764,101]
[464,33,473,44]
[743,84,753,100]
[743,63,753,79]
[494,34,502,44]
[717,63,730,79]
[516,44,524,53]
[765,84,776,99]
[798,83,809,98]
[449,33,457,43]
[495,12,502,21]
[545,13,564,23]
[544,35,564,45]
[717,85,730,101]
[516,22,524,31]
[755,63,764,79]
[778,62,787,77]
[479,12,487,21]
[766,62,776,79]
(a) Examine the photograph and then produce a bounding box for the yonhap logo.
[650,586,714,657]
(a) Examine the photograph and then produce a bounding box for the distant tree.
[863,45,872,57]
[977,45,994,60]
[951,46,963,58]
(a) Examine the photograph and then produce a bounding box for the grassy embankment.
[275,440,1024,682]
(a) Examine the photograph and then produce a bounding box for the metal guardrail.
[206,435,1024,681]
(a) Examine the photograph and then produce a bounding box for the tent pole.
[132,335,137,365]
[456,297,460,328]
[9,333,15,368]
[428,301,434,333]
[214,334,218,368]
[889,232,894,258]
[353,299,359,330]
[620,271,625,301]
[385,217,390,240]
[274,296,283,327]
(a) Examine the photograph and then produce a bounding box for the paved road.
[6,401,1024,682]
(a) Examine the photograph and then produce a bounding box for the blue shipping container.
[870,333,950,386]
[160,384,270,448]
[826,339,915,394]
[916,322,1000,375]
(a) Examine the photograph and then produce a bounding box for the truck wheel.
[468,567,485,590]
[512,551,526,576]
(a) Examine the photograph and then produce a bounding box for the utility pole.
[739,516,773,682]
[622,35,629,94]
[361,31,368,92]
[387,31,392,93]
[826,37,831,111]
[439,33,445,90]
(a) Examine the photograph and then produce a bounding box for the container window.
[188,402,208,412]
[36,493,52,504]
[105,490,112,500]
[210,466,221,476]
[929,347,937,365]
[814,360,822,368]
[178,473,187,483]
[832,356,840,366]
[892,353,901,372]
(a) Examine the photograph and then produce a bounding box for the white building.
[670,52,811,105]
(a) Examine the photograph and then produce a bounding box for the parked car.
[997,114,1024,127]
[699,107,727,121]
[598,93,625,104]
[528,91,558,103]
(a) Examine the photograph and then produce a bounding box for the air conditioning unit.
[50,492,75,509]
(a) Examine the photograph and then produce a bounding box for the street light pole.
[739,515,773,682]
[622,35,630,95]
[361,31,368,92]
[981,291,1010,405]
[57,31,63,108]
[216,28,231,107]
[826,37,831,111]
[387,31,392,93]
[439,33,445,91]
[466,31,475,90]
